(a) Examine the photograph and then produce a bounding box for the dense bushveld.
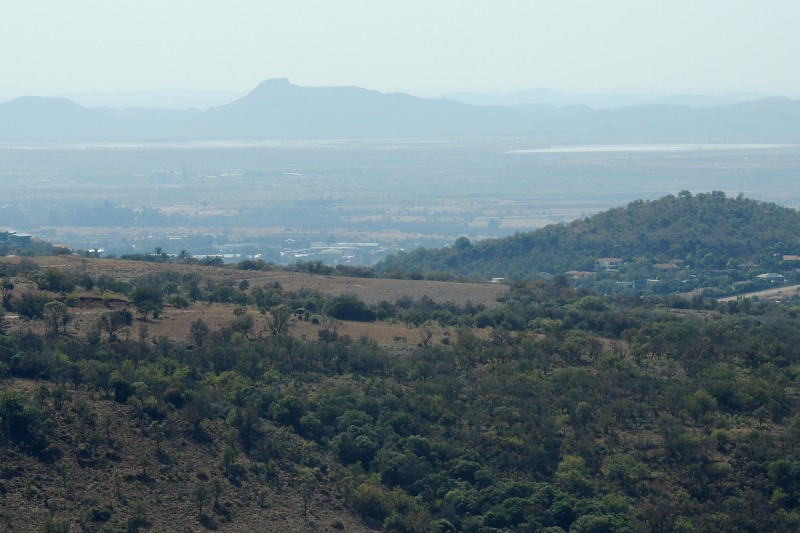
[2,250,800,532]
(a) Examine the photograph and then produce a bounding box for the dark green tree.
[43,301,72,337]
[97,308,133,341]
[131,285,164,321]
[35,268,75,293]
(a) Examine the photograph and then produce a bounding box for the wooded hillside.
[376,191,800,282]
[2,251,800,531]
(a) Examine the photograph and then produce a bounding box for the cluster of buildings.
[559,254,794,296]
[0,230,33,246]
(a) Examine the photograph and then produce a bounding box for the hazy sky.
[2,0,799,100]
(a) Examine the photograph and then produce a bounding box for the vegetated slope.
[3,255,800,531]
[0,379,369,533]
[375,191,800,280]
[3,267,800,531]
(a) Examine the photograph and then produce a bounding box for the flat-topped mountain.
[199,78,523,138]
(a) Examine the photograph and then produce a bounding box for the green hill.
[375,191,800,281]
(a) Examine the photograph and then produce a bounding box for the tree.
[43,301,71,337]
[97,308,133,341]
[317,316,342,368]
[210,477,223,508]
[1,279,13,309]
[185,387,214,435]
[350,481,390,522]
[418,320,436,346]
[149,421,166,453]
[269,395,305,429]
[131,285,164,321]
[193,480,210,518]
[326,294,376,322]
[267,305,292,336]
[80,360,113,397]
[15,291,50,320]
[555,455,593,496]
[229,312,255,339]
[298,467,316,522]
[0,389,52,451]
[35,268,75,293]
[189,318,210,347]
[221,446,236,476]
[318,316,341,343]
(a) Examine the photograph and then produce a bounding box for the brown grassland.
[3,255,506,348]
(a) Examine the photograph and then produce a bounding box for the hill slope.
[375,191,800,279]
[3,252,800,531]
[0,379,369,532]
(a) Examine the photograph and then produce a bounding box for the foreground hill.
[3,253,800,531]
[3,79,800,141]
[375,191,800,281]
[0,378,370,532]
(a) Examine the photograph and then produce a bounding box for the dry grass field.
[23,256,506,306]
[2,255,507,350]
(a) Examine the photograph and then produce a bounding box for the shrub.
[35,268,76,293]
[326,295,377,322]
[350,482,389,521]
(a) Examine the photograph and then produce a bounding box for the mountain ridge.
[2,79,800,142]
[442,87,774,108]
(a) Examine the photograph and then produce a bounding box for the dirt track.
[717,283,800,302]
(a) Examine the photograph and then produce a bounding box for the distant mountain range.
[60,88,243,111]
[1,78,799,142]
[440,88,773,109]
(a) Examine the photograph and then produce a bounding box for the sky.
[2,0,799,104]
